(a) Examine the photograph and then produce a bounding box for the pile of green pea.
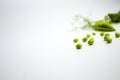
[73,32,120,49]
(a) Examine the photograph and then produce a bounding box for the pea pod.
[92,20,116,31]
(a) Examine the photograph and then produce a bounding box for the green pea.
[105,33,110,37]
[100,32,105,36]
[73,38,79,43]
[115,32,120,38]
[76,43,82,49]
[88,38,94,45]
[86,34,91,38]
[104,36,109,41]
[82,37,87,42]
[106,38,112,43]
[92,32,96,36]
[104,36,112,43]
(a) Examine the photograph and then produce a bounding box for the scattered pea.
[104,36,112,43]
[86,34,91,38]
[104,36,109,41]
[105,33,110,37]
[100,32,105,36]
[115,32,120,38]
[73,38,79,43]
[106,38,112,43]
[88,38,94,45]
[73,31,116,50]
[82,37,87,42]
[76,43,82,49]
[92,32,96,36]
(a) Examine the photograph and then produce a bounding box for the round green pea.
[104,36,109,41]
[86,34,91,38]
[82,37,87,42]
[105,33,110,37]
[106,38,112,43]
[115,32,120,38]
[92,32,96,36]
[88,38,94,45]
[73,38,79,43]
[100,32,105,36]
[76,43,82,49]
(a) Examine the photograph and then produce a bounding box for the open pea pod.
[92,20,116,32]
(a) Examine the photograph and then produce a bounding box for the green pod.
[92,20,116,31]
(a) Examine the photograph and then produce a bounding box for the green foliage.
[107,11,120,23]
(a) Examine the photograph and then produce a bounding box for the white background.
[0,0,120,80]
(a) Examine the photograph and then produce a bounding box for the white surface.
[0,0,120,80]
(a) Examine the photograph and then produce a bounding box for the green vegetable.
[104,36,112,43]
[106,38,112,43]
[76,43,82,49]
[104,33,110,41]
[107,11,120,23]
[88,38,94,45]
[105,33,110,37]
[100,32,105,36]
[92,20,116,31]
[86,34,91,38]
[73,38,79,43]
[92,32,96,36]
[82,37,87,42]
[104,36,109,41]
[115,32,120,38]
[73,11,120,32]
[72,11,120,50]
